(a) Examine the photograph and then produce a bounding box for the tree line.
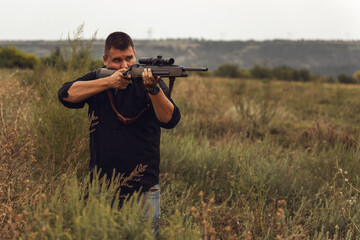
[0,45,101,71]
[212,62,360,84]
[1,45,359,84]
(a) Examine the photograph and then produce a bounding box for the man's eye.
[126,57,133,61]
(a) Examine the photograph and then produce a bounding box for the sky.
[0,0,359,41]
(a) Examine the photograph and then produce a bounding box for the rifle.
[96,56,208,97]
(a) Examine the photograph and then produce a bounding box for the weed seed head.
[42,208,50,218]
[277,199,286,207]
[276,208,284,218]
[23,210,28,217]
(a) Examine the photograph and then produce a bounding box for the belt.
[149,184,160,193]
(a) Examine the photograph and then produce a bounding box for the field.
[1,58,360,239]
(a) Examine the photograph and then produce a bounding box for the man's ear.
[102,54,108,66]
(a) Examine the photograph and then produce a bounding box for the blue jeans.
[118,184,161,238]
[142,184,161,236]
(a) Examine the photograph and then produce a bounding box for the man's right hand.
[107,68,131,89]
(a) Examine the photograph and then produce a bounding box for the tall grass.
[161,75,360,239]
[1,27,360,239]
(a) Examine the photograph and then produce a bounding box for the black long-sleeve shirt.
[58,71,181,195]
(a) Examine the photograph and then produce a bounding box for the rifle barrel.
[183,67,208,72]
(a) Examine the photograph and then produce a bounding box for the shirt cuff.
[58,81,86,109]
[157,105,181,129]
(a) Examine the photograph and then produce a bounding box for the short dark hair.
[104,32,134,57]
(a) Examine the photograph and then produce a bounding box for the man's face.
[103,46,136,70]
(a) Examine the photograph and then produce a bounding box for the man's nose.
[120,60,128,69]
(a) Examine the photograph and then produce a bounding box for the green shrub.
[41,47,66,69]
[40,26,103,72]
[272,66,311,82]
[272,66,294,80]
[250,64,272,79]
[294,68,311,81]
[19,170,156,240]
[239,68,252,78]
[352,70,360,82]
[214,63,240,78]
[41,47,103,71]
[23,24,100,171]
[338,74,357,84]
[0,46,40,69]
[325,76,337,83]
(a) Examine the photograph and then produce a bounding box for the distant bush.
[250,64,272,79]
[353,70,360,82]
[41,47,65,69]
[0,46,40,69]
[213,63,313,81]
[325,76,337,83]
[239,68,252,78]
[272,66,293,80]
[214,63,240,78]
[213,63,253,79]
[338,74,357,84]
[294,68,311,81]
[272,66,311,82]
[213,63,314,82]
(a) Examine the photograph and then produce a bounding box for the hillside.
[1,39,359,76]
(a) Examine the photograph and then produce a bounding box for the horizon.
[1,38,360,42]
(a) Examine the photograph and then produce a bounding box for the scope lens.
[162,58,174,65]
[139,57,153,64]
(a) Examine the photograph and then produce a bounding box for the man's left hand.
[142,68,161,90]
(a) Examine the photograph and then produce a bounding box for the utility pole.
[147,27,153,40]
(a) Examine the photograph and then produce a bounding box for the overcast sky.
[0,0,359,41]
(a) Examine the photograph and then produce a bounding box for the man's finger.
[147,68,153,78]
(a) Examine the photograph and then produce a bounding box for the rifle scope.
[138,56,174,65]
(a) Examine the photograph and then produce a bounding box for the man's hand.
[107,68,131,89]
[142,68,161,89]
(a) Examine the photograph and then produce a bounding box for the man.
[58,31,181,226]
